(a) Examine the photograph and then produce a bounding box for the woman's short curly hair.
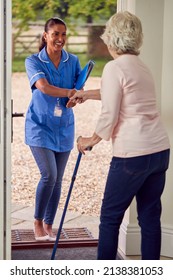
[101,11,143,55]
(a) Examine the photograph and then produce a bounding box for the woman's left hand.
[77,136,92,154]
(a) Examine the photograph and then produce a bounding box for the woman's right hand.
[67,88,78,99]
[66,89,86,108]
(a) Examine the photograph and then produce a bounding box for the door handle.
[11,100,24,143]
[12,112,24,118]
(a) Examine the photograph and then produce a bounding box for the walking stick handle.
[77,136,92,151]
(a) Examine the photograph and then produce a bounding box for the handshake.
[66,89,87,108]
[66,88,100,108]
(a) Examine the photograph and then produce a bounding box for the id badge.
[54,98,62,117]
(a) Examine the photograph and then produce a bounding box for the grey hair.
[101,11,143,55]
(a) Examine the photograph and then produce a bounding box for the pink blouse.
[95,55,170,157]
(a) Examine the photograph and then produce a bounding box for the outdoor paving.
[11,203,99,239]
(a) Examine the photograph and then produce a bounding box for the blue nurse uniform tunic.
[25,47,81,152]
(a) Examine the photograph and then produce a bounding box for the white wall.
[160,0,173,257]
[117,0,173,258]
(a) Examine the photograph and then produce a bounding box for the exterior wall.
[117,0,173,258]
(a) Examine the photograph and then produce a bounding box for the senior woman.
[69,11,170,260]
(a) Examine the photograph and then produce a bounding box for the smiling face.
[44,24,67,54]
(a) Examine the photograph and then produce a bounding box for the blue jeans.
[30,146,70,225]
[97,149,170,260]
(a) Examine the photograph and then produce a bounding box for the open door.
[0,0,12,260]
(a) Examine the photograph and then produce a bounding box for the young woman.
[25,17,81,241]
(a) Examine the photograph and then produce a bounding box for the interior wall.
[117,0,173,258]
[160,0,173,257]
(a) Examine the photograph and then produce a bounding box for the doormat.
[12,247,123,260]
[12,228,98,250]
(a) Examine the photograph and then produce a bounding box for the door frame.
[0,0,12,260]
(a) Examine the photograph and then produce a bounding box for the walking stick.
[51,147,91,260]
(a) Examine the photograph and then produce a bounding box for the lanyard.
[46,63,64,117]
